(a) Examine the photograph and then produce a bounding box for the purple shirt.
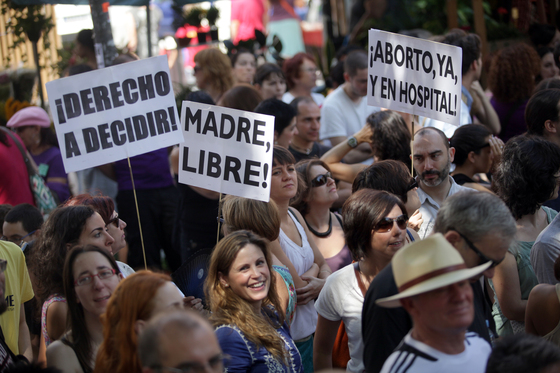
[491,98,529,143]
[114,148,174,191]
[32,146,70,203]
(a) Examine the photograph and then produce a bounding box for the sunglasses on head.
[311,172,332,187]
[374,214,408,233]
[106,215,119,228]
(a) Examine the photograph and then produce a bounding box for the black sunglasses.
[311,172,332,188]
[407,179,418,192]
[106,215,120,228]
[455,230,504,269]
[374,214,408,233]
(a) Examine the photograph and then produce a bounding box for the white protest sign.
[178,102,275,202]
[368,29,463,126]
[46,55,184,173]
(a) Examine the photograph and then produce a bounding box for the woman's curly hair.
[205,230,287,363]
[488,44,541,103]
[493,136,560,219]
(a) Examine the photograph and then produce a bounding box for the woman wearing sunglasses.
[65,194,133,276]
[352,160,422,237]
[293,159,350,273]
[46,245,123,373]
[314,189,408,372]
[270,146,331,372]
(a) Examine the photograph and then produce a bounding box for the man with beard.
[413,127,470,239]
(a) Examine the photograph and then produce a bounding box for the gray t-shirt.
[531,212,560,285]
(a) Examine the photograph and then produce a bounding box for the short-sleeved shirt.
[380,331,491,373]
[0,241,34,355]
[531,212,560,285]
[315,264,365,373]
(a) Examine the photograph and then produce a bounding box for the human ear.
[448,147,456,163]
[135,319,146,335]
[218,272,229,288]
[467,151,476,164]
[544,119,558,135]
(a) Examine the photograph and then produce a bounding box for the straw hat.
[376,233,491,308]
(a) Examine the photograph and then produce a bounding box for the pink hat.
[7,106,51,128]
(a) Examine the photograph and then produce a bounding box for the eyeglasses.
[74,268,117,286]
[374,215,408,232]
[455,230,504,269]
[153,353,226,373]
[106,215,120,228]
[0,230,36,248]
[0,260,7,273]
[311,172,332,187]
[407,179,418,192]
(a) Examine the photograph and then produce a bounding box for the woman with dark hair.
[206,230,303,372]
[488,44,541,142]
[254,63,287,100]
[282,53,324,106]
[46,245,122,373]
[94,271,185,373]
[526,89,560,138]
[538,47,560,82]
[33,206,114,363]
[314,190,408,372]
[64,194,133,276]
[490,136,560,336]
[321,110,411,183]
[450,124,501,192]
[254,99,298,148]
[269,146,331,372]
[217,84,263,111]
[352,160,421,237]
[194,48,234,103]
[230,49,257,84]
[7,106,70,203]
[292,159,349,272]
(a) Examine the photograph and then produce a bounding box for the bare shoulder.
[46,339,83,373]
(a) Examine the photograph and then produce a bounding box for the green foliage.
[0,1,54,67]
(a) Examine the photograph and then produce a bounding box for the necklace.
[304,213,332,237]
[290,143,312,155]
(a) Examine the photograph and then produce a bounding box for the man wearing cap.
[377,234,492,373]
[362,191,516,373]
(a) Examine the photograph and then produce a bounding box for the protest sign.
[178,102,275,202]
[46,55,184,173]
[368,29,463,126]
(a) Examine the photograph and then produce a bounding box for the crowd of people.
[3,20,560,373]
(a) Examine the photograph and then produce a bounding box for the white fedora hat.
[376,233,491,308]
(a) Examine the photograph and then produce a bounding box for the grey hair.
[434,190,516,241]
[138,309,207,369]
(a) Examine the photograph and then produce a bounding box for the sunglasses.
[106,215,120,228]
[374,214,408,233]
[455,230,504,269]
[407,179,418,192]
[311,172,332,187]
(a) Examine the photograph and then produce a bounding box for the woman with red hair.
[93,271,185,373]
[282,53,324,107]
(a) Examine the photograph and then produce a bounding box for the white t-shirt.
[315,263,365,373]
[278,210,317,340]
[319,86,379,143]
[380,331,491,373]
[282,91,325,107]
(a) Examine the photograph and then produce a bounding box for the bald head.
[414,127,450,150]
[139,310,222,373]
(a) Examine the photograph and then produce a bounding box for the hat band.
[398,264,467,292]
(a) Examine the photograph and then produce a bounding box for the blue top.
[215,318,303,373]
